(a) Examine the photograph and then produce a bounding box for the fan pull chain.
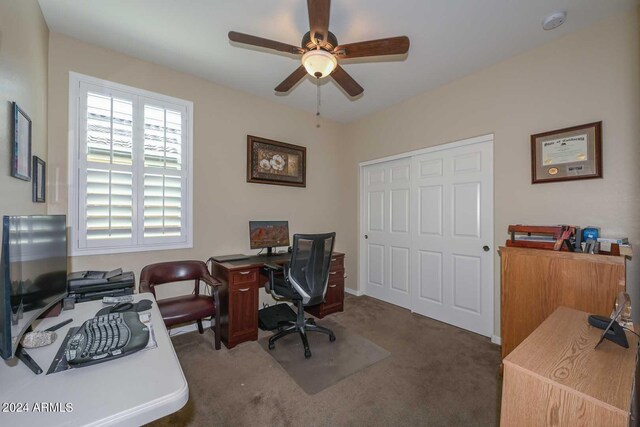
[316,78,321,128]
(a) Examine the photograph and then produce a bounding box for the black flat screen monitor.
[0,215,68,360]
[249,221,290,256]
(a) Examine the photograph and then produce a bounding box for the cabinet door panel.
[229,286,258,339]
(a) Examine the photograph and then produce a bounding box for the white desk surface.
[0,293,188,426]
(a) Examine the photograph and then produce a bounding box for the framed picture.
[32,156,45,203]
[531,121,602,184]
[247,135,306,187]
[11,102,32,181]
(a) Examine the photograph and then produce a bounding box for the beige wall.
[343,10,640,336]
[45,9,640,337]
[0,0,48,216]
[47,33,351,296]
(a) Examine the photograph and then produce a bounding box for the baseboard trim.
[344,287,363,297]
[491,335,502,346]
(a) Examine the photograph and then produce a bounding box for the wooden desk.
[500,246,626,361]
[0,293,188,426]
[210,252,345,349]
[501,306,638,426]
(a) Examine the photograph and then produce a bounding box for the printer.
[67,268,135,302]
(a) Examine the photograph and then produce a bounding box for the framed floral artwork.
[247,135,306,187]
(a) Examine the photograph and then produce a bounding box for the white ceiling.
[38,0,638,123]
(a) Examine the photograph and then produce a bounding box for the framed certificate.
[531,122,602,184]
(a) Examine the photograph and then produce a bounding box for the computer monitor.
[0,215,68,371]
[249,221,290,256]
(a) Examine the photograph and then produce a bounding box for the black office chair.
[263,232,336,359]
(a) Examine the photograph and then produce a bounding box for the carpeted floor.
[149,294,502,426]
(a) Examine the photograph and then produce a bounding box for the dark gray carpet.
[257,319,390,394]
[149,294,501,427]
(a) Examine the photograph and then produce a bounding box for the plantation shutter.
[140,99,187,244]
[76,80,190,252]
[78,84,136,249]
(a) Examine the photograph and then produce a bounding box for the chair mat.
[258,319,390,395]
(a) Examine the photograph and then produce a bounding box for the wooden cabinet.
[501,307,637,426]
[499,246,626,361]
[228,280,259,346]
[305,254,345,319]
[213,265,261,349]
[211,252,345,348]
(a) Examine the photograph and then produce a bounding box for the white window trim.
[68,71,194,256]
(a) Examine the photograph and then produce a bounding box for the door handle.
[364,235,369,239]
[483,245,490,252]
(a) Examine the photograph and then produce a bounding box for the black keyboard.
[65,312,150,367]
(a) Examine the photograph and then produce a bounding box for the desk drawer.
[306,268,344,319]
[328,268,344,280]
[230,269,259,286]
[330,256,344,272]
[325,279,344,307]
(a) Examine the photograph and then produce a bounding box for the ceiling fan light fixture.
[301,49,337,78]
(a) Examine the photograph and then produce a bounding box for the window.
[69,73,193,255]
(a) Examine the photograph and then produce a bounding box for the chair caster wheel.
[308,318,316,325]
[268,342,275,350]
[329,334,336,342]
[305,350,311,359]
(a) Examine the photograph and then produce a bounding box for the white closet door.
[362,158,412,309]
[411,140,493,336]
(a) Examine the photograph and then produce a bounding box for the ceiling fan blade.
[334,36,410,59]
[307,0,331,45]
[275,66,308,93]
[228,31,302,55]
[331,65,363,97]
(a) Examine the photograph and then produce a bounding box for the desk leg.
[16,346,43,375]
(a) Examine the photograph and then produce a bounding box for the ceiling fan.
[228,0,410,97]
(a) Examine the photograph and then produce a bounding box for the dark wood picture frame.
[32,156,45,203]
[531,121,602,184]
[12,102,32,181]
[247,135,306,187]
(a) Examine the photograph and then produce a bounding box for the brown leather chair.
[140,260,223,350]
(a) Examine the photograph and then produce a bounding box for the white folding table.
[0,293,188,426]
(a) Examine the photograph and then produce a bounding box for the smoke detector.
[542,11,567,30]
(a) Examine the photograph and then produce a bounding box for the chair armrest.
[264,263,287,295]
[201,272,224,350]
[139,279,155,298]
[201,273,223,288]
